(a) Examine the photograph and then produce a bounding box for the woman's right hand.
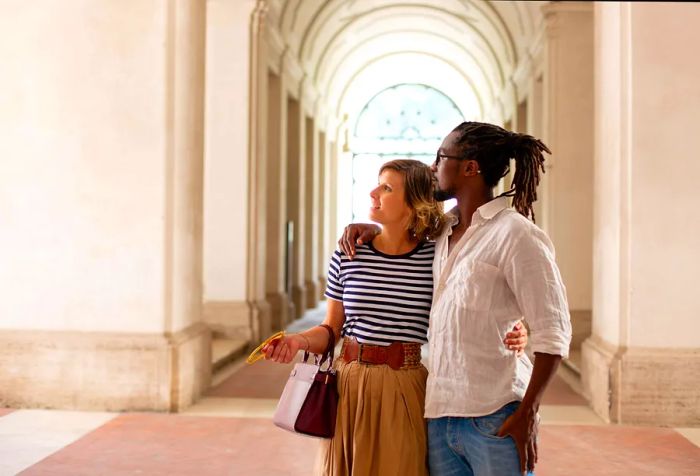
[262,334,306,364]
[338,224,381,259]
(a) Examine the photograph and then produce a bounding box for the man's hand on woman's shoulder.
[338,223,381,259]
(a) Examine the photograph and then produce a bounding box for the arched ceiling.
[272,0,547,127]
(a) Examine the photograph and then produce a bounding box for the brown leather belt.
[340,337,422,370]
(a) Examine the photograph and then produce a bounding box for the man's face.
[431,130,464,202]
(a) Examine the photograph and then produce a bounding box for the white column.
[287,94,307,320]
[203,0,261,339]
[583,2,700,425]
[0,0,209,411]
[304,114,320,310]
[528,76,546,225]
[541,2,595,364]
[317,131,329,299]
[264,69,291,330]
[328,140,341,262]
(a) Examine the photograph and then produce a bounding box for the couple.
[264,122,572,476]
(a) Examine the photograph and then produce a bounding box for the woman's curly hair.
[379,159,446,241]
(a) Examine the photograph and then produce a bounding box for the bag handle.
[302,324,336,369]
[318,324,335,368]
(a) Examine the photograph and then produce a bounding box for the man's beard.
[433,187,454,202]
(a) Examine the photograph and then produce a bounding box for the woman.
[263,159,526,476]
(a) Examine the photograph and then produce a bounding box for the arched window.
[350,84,464,222]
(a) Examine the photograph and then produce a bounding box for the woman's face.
[368,169,411,227]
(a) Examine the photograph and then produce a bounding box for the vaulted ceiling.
[270,0,546,125]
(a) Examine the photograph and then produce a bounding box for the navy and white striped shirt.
[324,240,435,345]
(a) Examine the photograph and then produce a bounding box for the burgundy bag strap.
[317,324,335,368]
[301,324,336,368]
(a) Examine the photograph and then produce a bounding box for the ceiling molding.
[264,24,286,74]
[273,0,546,128]
[333,51,484,119]
[282,49,304,99]
[316,29,497,103]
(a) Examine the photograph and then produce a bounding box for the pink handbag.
[272,324,338,438]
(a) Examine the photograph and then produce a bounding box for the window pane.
[350,84,463,222]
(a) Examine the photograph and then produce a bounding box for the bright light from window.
[348,84,464,224]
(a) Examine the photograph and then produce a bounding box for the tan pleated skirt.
[315,359,429,476]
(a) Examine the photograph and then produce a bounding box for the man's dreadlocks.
[453,121,550,222]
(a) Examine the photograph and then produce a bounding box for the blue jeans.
[427,402,534,476]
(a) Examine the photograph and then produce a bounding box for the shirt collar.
[446,207,459,227]
[445,196,508,228]
[476,196,508,221]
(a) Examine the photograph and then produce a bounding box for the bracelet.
[299,333,311,351]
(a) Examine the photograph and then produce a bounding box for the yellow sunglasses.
[246,330,285,364]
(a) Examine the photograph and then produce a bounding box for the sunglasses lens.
[246,331,285,364]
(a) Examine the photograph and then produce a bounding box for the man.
[340,122,571,475]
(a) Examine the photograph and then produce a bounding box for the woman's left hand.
[504,321,528,355]
[262,335,305,364]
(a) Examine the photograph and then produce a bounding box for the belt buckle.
[357,343,366,364]
[357,343,378,365]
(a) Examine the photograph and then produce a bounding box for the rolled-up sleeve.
[504,227,572,358]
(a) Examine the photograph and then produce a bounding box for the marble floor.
[2,305,699,475]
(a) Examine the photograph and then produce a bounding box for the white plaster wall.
[627,4,700,348]
[203,0,254,302]
[0,1,168,333]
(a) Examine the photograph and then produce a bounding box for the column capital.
[542,1,593,38]
[302,78,319,117]
[251,0,268,34]
[265,22,286,75]
[542,1,593,17]
[282,50,304,99]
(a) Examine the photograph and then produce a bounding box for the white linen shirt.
[425,197,572,418]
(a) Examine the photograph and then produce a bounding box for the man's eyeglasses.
[435,151,466,166]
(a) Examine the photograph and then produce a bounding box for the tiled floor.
[2,305,699,475]
[207,359,295,399]
[538,425,700,475]
[20,414,319,476]
[0,410,116,476]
